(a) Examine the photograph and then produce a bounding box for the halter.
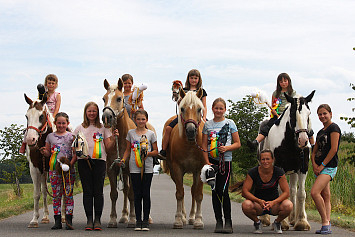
[180,114,201,128]
[26,110,52,144]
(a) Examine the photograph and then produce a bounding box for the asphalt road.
[0,174,353,236]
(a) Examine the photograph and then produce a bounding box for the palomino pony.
[163,88,205,229]
[101,78,155,227]
[259,91,315,231]
[24,93,54,228]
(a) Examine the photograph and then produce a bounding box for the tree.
[226,96,268,174]
[340,83,355,128]
[0,124,28,197]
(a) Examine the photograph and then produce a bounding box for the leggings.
[209,158,232,221]
[49,170,75,215]
[130,173,153,222]
[78,159,106,219]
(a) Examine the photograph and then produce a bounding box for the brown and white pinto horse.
[24,93,54,228]
[163,88,205,229]
[101,78,155,227]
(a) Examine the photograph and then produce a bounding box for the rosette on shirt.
[92,132,103,159]
[49,144,60,171]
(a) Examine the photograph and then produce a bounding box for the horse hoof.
[107,222,118,228]
[118,216,128,223]
[127,220,136,228]
[193,222,204,229]
[173,222,183,229]
[28,222,39,228]
[188,218,195,225]
[294,221,311,231]
[148,217,153,224]
[281,220,289,231]
[61,216,66,223]
[41,218,50,224]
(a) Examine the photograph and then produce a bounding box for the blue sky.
[1,0,354,142]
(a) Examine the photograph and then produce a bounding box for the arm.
[201,96,207,121]
[311,142,320,175]
[40,142,51,157]
[267,175,290,209]
[242,174,267,208]
[147,141,158,157]
[120,140,131,166]
[53,93,61,117]
[104,129,119,150]
[202,133,211,165]
[70,148,77,166]
[314,132,340,174]
[218,131,241,153]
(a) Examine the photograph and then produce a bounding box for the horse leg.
[61,200,66,223]
[181,198,187,225]
[188,182,196,225]
[118,171,129,224]
[107,169,118,228]
[260,214,270,227]
[288,173,298,226]
[127,174,136,228]
[172,169,184,229]
[40,172,50,224]
[294,172,311,231]
[192,172,204,229]
[28,165,41,228]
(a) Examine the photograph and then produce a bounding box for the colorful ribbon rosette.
[209,131,219,158]
[132,141,143,168]
[271,97,281,118]
[49,144,60,171]
[92,132,103,159]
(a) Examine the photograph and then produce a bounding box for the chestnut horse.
[101,78,155,227]
[24,93,54,227]
[163,88,205,229]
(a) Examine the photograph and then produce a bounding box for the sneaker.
[142,220,149,231]
[157,150,167,160]
[247,140,259,151]
[272,220,282,234]
[223,219,233,233]
[134,220,142,231]
[19,142,26,154]
[315,224,332,235]
[253,220,262,234]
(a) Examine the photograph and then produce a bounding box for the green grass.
[0,177,110,220]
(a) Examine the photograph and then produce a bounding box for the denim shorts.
[316,167,337,181]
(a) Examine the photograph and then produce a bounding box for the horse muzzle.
[297,130,309,148]
[185,123,197,141]
[102,109,115,128]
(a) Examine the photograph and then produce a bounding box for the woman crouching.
[241,149,293,234]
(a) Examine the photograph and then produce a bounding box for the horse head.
[178,88,204,141]
[102,78,124,128]
[172,80,183,102]
[72,131,89,158]
[285,90,315,148]
[24,93,53,147]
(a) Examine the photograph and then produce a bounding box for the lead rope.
[216,161,230,205]
[61,168,73,197]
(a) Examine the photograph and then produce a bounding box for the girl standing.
[311,104,341,234]
[40,112,76,230]
[202,98,240,233]
[122,74,144,119]
[20,74,62,154]
[74,102,118,231]
[158,69,207,159]
[120,109,158,231]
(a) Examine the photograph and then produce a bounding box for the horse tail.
[161,160,170,175]
[229,180,244,194]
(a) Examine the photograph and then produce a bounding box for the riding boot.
[51,215,62,230]
[214,219,224,233]
[65,214,74,230]
[247,140,259,151]
[223,219,233,233]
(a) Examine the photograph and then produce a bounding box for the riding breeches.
[209,159,232,221]
[130,173,153,222]
[78,159,106,218]
[49,170,75,215]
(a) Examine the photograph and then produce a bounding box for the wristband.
[321,162,326,167]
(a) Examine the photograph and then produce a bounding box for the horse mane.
[177,91,204,136]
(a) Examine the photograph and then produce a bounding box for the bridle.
[180,113,202,129]
[26,110,51,146]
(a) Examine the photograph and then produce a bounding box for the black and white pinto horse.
[24,93,54,227]
[259,91,315,231]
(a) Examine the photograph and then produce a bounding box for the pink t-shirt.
[46,91,60,114]
[73,124,112,161]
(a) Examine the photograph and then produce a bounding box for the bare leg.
[242,200,262,223]
[272,200,293,223]
[161,126,172,151]
[311,174,331,226]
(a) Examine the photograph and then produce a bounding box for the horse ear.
[24,93,33,105]
[284,92,294,104]
[305,90,315,103]
[104,79,110,90]
[118,78,123,91]
[196,88,203,99]
[179,88,186,99]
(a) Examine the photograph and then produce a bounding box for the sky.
[1,0,354,144]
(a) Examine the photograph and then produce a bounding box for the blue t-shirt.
[202,118,238,162]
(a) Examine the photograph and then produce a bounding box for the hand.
[314,164,324,176]
[39,147,46,155]
[112,129,119,137]
[218,146,227,153]
[271,109,278,117]
[118,159,125,167]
